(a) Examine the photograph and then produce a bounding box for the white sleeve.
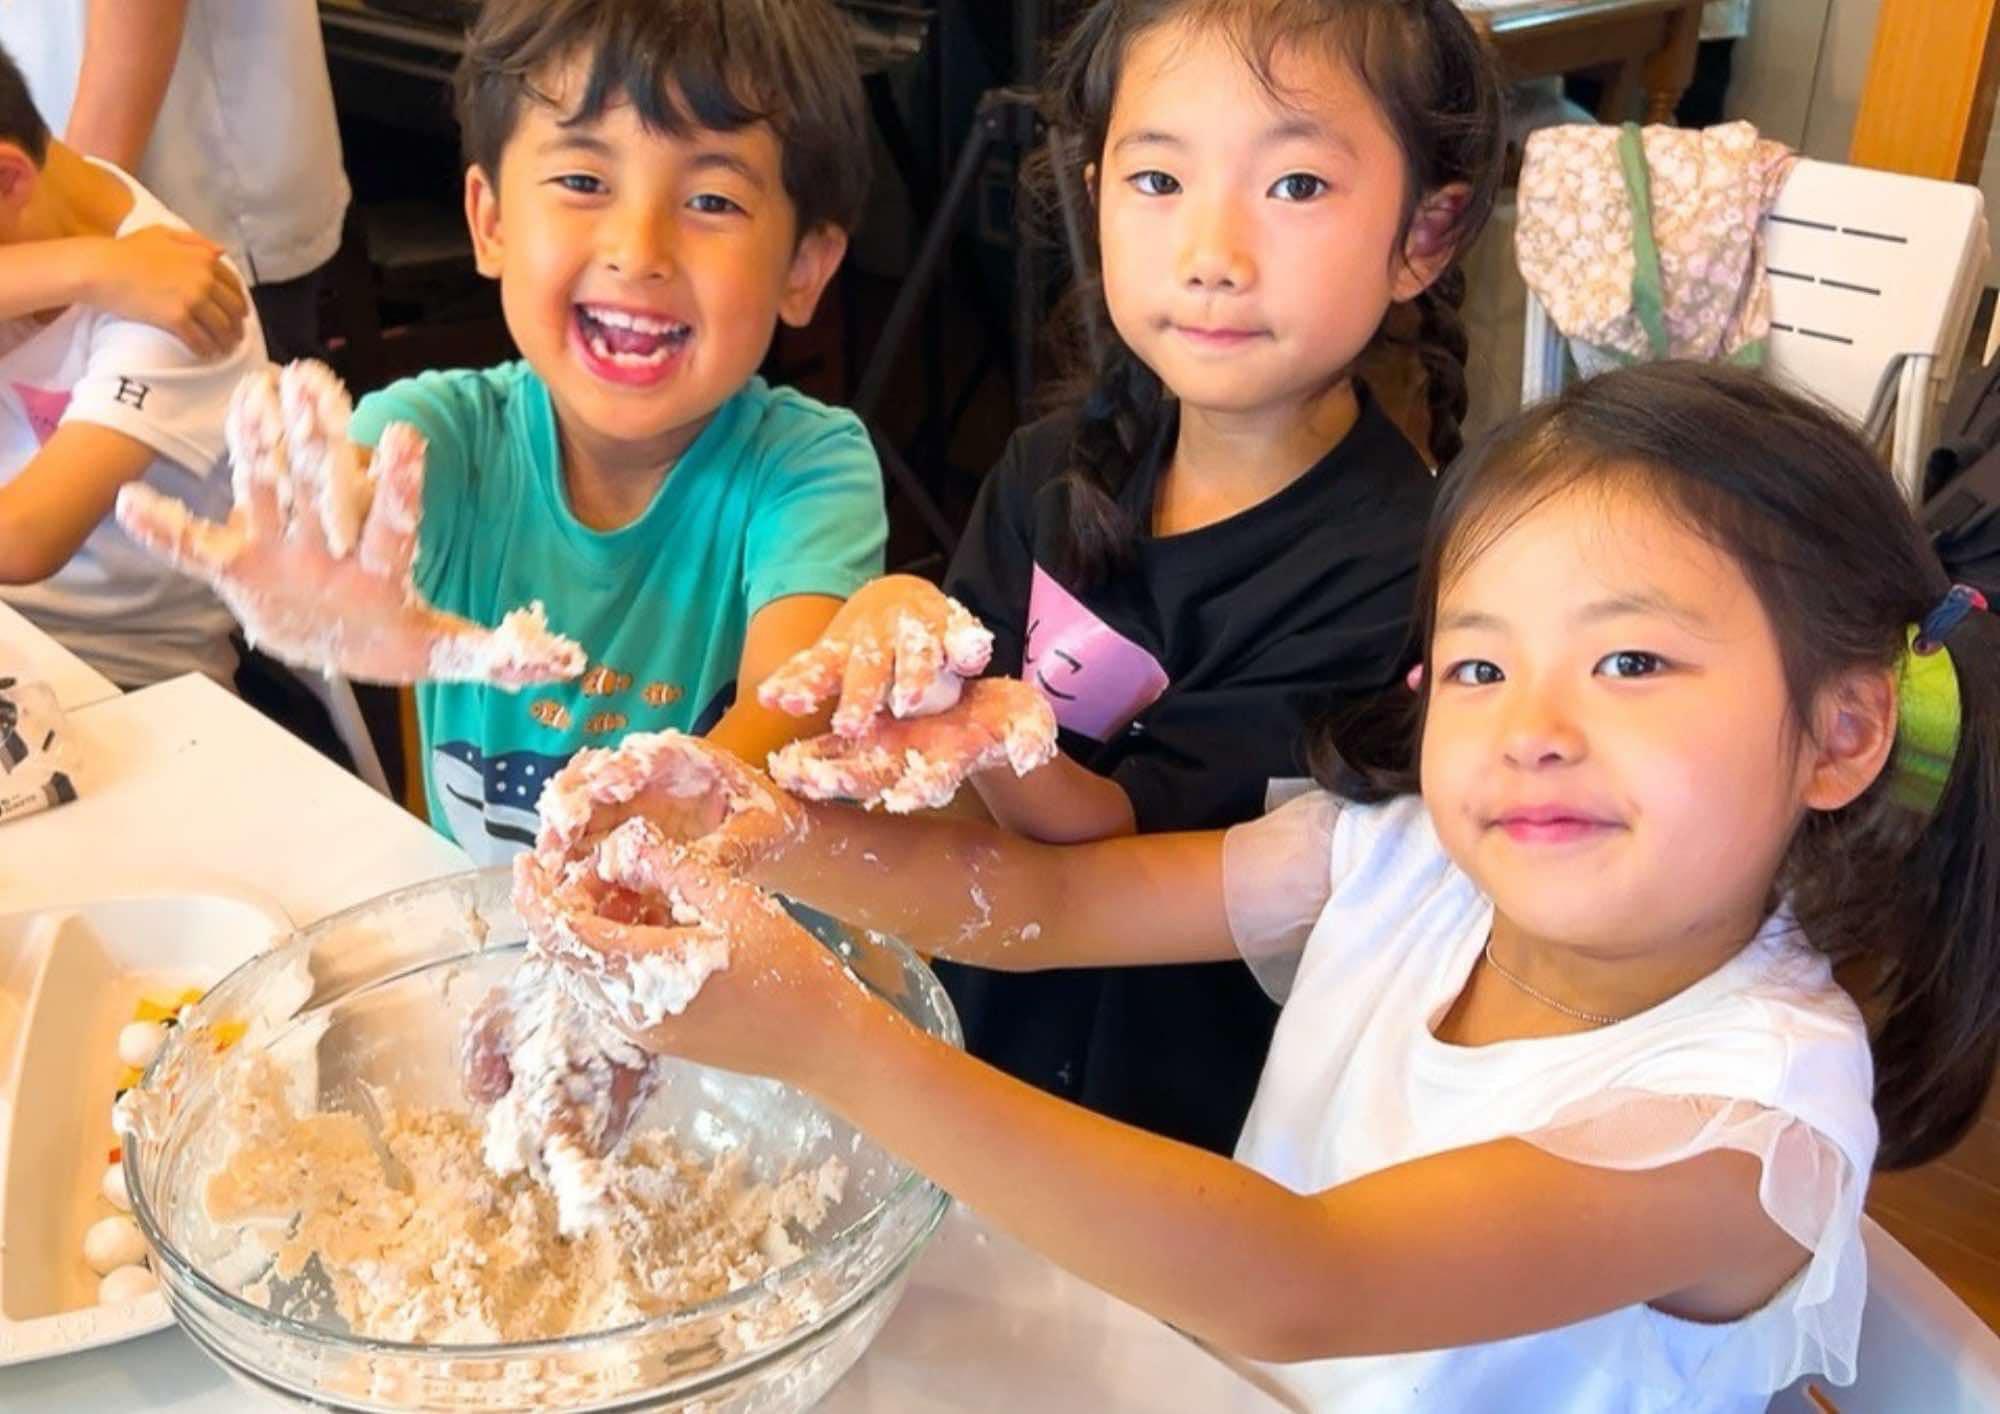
[1520,1090,1868,1393]
[62,310,263,477]
[1222,789,1340,1003]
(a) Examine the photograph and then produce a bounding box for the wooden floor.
[1867,1078,2000,1332]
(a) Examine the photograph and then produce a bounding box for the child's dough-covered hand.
[470,815,833,1172]
[458,962,660,1152]
[457,955,663,1236]
[532,728,807,879]
[768,677,1057,813]
[513,823,736,1025]
[538,846,874,1091]
[468,730,803,1160]
[457,831,726,1219]
[114,360,587,687]
[465,730,849,1173]
[758,575,994,736]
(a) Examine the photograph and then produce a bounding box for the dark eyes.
[1438,652,1669,687]
[1125,171,1326,202]
[1442,660,1503,687]
[1269,173,1327,202]
[1597,651,1666,679]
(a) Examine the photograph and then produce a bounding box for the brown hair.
[1039,0,1503,584]
[454,0,871,236]
[1324,361,2000,1170]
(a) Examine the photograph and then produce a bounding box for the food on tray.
[96,1264,158,1303]
[88,985,206,1300]
[82,1214,146,1275]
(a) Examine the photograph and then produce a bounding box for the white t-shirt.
[0,162,264,687]
[0,0,349,285]
[1222,791,1876,1414]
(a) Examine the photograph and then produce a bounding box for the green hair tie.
[1892,624,1963,815]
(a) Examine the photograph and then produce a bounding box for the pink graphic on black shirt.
[11,384,71,446]
[1024,563,1170,740]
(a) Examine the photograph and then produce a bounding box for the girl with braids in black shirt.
[758,0,1506,1154]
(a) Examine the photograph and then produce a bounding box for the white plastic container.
[0,893,286,1365]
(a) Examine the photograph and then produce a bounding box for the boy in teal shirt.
[119,0,886,862]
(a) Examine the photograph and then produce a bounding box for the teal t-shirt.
[349,363,885,862]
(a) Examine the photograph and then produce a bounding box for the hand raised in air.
[117,360,586,687]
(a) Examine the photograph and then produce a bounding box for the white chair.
[1522,159,1990,501]
[1767,1217,2000,1412]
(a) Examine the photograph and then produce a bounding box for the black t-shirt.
[939,384,1435,1153]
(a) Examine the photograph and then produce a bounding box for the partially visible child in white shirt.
[0,42,259,687]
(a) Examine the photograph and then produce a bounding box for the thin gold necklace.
[1482,939,1628,1028]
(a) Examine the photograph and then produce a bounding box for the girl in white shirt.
[510,361,2000,1412]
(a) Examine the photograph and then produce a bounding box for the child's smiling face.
[1094,21,1454,422]
[1420,477,1892,961]
[465,56,846,468]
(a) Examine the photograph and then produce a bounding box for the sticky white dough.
[896,668,965,718]
[97,1264,157,1303]
[116,1020,169,1070]
[83,1214,147,1275]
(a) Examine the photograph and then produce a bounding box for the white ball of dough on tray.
[97,1263,158,1303]
[101,1161,130,1212]
[83,1214,147,1275]
[116,1020,169,1071]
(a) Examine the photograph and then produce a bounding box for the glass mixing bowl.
[121,868,957,1412]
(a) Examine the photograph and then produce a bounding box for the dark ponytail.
[1849,608,2000,1167]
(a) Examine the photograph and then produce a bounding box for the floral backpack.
[1515,120,1796,378]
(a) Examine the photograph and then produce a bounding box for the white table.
[821,1206,1294,1413]
[0,667,1286,1412]
[0,601,120,715]
[0,673,463,918]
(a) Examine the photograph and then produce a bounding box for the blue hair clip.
[1914,584,1989,655]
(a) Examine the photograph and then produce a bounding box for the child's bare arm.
[561,867,1808,1364]
[0,229,247,356]
[0,423,157,582]
[703,593,844,764]
[68,0,191,171]
[757,797,1227,969]
[524,729,1235,972]
[810,1024,1806,1361]
[969,751,1137,841]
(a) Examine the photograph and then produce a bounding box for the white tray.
[0,892,289,1366]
